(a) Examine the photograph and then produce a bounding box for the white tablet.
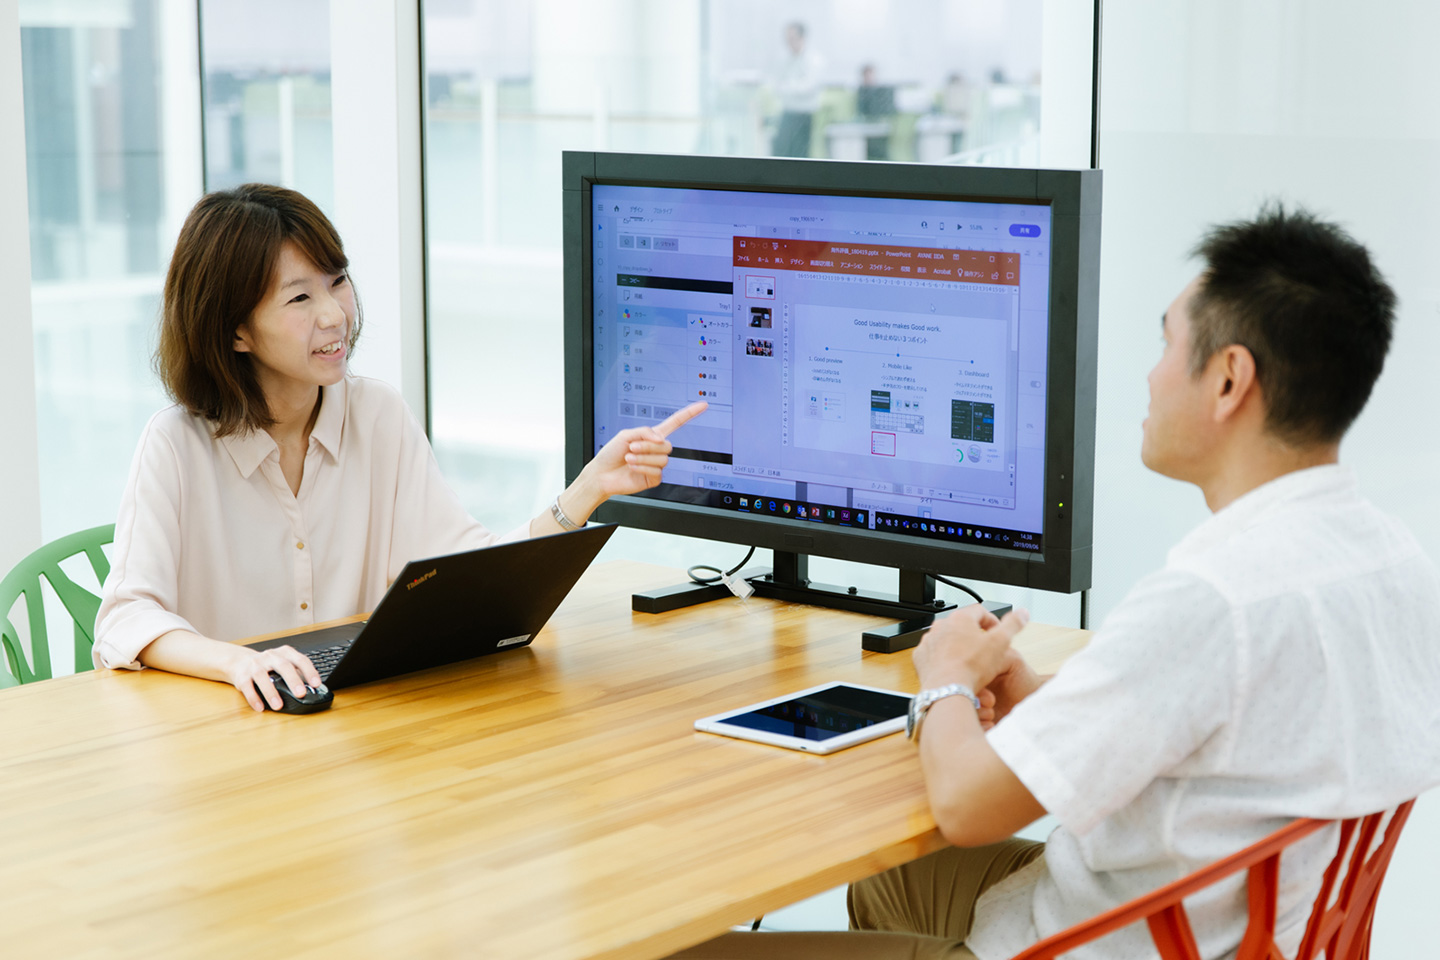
[694,682,912,754]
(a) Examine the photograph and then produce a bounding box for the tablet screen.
[718,685,911,742]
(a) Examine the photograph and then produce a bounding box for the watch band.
[907,683,982,741]
[550,496,585,532]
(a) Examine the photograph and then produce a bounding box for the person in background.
[939,71,970,120]
[772,21,823,158]
[95,183,705,711]
[668,208,1440,959]
[855,63,895,159]
[857,64,899,119]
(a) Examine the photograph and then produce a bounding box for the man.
[855,64,894,160]
[772,22,822,158]
[674,208,1440,959]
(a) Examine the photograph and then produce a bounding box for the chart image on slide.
[790,304,1009,475]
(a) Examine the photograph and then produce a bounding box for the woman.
[95,183,703,711]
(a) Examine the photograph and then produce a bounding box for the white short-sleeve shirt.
[968,465,1440,960]
[95,376,527,669]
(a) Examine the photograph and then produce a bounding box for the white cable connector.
[719,571,754,600]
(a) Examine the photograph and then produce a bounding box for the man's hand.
[912,603,1031,695]
[976,687,999,730]
[911,605,1048,847]
[984,646,1046,725]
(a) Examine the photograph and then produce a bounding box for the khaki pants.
[668,838,1044,960]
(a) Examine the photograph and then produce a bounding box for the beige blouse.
[95,376,526,670]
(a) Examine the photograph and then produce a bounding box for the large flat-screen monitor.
[564,152,1099,643]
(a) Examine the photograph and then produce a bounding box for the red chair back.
[1009,799,1416,960]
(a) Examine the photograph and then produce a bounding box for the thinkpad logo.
[406,568,438,591]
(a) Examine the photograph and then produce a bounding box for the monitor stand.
[631,551,1008,653]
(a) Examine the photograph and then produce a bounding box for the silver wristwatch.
[907,683,982,741]
[550,496,585,532]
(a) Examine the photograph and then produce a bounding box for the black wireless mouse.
[267,672,334,714]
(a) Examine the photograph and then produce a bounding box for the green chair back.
[0,524,115,685]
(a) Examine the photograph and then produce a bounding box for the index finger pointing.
[654,400,708,439]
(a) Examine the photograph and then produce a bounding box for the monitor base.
[860,617,941,654]
[630,580,735,614]
[632,552,1004,654]
[857,600,1014,653]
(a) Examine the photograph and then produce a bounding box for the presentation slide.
[789,304,1008,474]
[591,184,1052,545]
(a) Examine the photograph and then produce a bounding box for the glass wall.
[13,0,1069,671]
[20,0,336,551]
[422,0,1049,539]
[199,0,334,211]
[20,0,196,543]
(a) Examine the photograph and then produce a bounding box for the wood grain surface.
[0,560,1088,960]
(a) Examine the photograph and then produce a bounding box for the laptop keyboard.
[307,641,354,681]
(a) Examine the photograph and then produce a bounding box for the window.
[422,0,1066,543]
[199,0,334,210]
[21,0,201,541]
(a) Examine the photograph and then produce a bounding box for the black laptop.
[247,524,616,689]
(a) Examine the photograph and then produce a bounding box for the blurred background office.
[11,0,1061,572]
[2,0,1437,952]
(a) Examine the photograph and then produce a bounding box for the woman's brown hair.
[156,183,362,437]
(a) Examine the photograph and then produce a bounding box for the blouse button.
[296,541,305,550]
[300,602,309,610]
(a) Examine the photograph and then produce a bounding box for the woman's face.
[234,241,355,405]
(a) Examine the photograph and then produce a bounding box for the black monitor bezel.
[564,151,1099,594]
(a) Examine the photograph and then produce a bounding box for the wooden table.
[0,560,1088,960]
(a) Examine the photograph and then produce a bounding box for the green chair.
[0,524,115,686]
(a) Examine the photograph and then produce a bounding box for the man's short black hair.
[1189,204,1396,445]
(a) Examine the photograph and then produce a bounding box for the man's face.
[1141,276,1216,481]
[785,26,803,54]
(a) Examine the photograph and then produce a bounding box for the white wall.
[1093,0,1440,622]
[1096,2,1440,954]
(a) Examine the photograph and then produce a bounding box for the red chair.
[1010,800,1416,960]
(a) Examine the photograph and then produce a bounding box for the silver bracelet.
[907,683,982,742]
[550,496,585,532]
